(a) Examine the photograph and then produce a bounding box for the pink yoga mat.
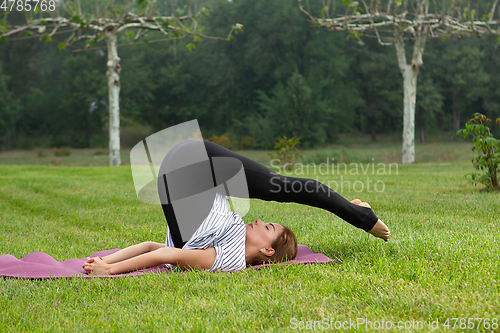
[0,245,341,279]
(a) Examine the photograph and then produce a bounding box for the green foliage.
[457,113,500,190]
[57,52,107,148]
[347,31,365,46]
[416,71,445,140]
[41,34,51,42]
[0,19,7,35]
[137,0,148,11]
[2,0,500,153]
[268,136,303,171]
[256,71,333,149]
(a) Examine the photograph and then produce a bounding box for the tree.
[299,0,500,163]
[0,0,242,166]
[255,70,335,148]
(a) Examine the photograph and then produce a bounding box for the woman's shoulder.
[209,231,247,272]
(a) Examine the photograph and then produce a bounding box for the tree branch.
[0,14,193,39]
[0,9,244,49]
[298,5,500,44]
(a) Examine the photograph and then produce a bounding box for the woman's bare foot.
[83,257,112,275]
[369,219,391,241]
[351,199,390,241]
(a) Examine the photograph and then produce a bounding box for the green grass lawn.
[1,142,499,332]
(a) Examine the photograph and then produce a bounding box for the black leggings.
[201,140,379,232]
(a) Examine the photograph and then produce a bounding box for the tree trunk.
[393,24,428,164]
[105,27,121,167]
[371,129,377,141]
[401,66,418,162]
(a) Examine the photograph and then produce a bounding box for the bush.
[206,133,233,149]
[457,113,500,190]
[238,136,255,150]
[268,136,303,171]
[52,146,72,156]
[34,148,46,157]
[255,71,331,149]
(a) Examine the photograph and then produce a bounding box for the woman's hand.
[82,256,100,268]
[83,257,111,275]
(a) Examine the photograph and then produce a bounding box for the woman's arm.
[85,247,217,275]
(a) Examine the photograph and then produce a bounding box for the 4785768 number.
[442,318,498,330]
[1,0,56,12]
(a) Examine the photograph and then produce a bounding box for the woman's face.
[246,218,283,251]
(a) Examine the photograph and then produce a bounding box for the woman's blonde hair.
[247,225,298,266]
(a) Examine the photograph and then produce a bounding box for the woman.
[83,192,298,275]
[84,139,390,274]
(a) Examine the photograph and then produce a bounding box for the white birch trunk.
[393,24,428,164]
[105,27,121,167]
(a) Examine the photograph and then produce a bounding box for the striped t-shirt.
[164,192,247,272]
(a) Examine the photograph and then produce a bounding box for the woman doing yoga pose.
[83,192,298,275]
[83,140,390,275]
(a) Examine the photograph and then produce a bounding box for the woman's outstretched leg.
[202,140,390,240]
